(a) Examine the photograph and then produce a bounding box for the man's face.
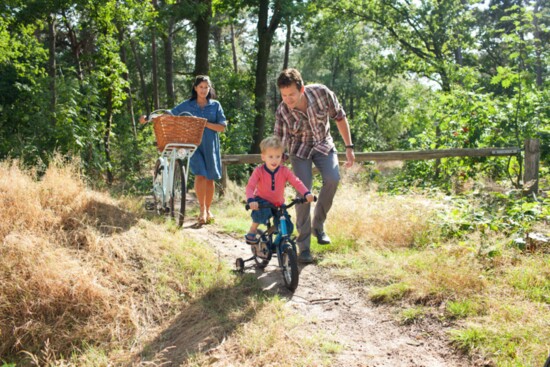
[279,83,304,110]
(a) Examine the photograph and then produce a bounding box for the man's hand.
[249,201,259,210]
[305,193,314,203]
[345,148,355,168]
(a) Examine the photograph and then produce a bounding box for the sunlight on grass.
[446,299,484,319]
[213,175,550,366]
[185,297,338,367]
[0,161,247,366]
[398,306,426,325]
[505,255,550,304]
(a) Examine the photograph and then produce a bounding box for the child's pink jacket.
[245,164,310,207]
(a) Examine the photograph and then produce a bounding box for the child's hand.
[249,201,259,210]
[305,193,314,203]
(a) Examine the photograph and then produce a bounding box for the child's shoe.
[245,233,259,244]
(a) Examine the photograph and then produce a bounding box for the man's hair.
[260,136,284,153]
[277,68,303,90]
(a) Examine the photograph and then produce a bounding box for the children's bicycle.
[142,110,206,227]
[236,197,315,292]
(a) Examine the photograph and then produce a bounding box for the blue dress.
[170,99,227,180]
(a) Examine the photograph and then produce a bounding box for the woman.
[170,75,227,225]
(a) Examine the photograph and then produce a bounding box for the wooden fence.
[221,138,540,195]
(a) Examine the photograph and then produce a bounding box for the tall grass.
[313,169,550,366]
[0,160,229,365]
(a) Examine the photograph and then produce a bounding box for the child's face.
[261,147,283,170]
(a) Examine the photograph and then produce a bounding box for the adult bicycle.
[236,196,316,292]
[141,110,206,227]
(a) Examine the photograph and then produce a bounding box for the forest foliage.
[0,0,548,189]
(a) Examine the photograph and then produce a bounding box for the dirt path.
[184,221,472,367]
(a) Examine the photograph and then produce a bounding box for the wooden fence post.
[220,164,228,196]
[523,138,540,196]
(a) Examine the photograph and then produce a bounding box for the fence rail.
[221,139,539,195]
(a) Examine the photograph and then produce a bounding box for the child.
[245,136,314,244]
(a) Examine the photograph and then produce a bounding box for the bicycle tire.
[281,246,299,291]
[152,159,165,215]
[254,229,271,269]
[170,158,186,227]
[544,355,550,367]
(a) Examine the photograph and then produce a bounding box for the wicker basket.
[152,115,207,152]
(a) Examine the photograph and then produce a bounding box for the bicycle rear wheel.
[281,246,299,291]
[152,159,165,215]
[170,158,186,227]
[253,229,271,269]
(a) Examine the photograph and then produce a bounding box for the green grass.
[370,282,412,303]
[398,306,426,325]
[446,299,483,319]
[212,180,550,366]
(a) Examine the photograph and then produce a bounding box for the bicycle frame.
[154,143,197,207]
[144,109,202,226]
[258,207,296,266]
[237,197,311,291]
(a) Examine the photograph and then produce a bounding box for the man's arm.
[335,117,355,167]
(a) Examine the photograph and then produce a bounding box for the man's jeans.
[290,149,340,252]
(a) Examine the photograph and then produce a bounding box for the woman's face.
[194,81,210,99]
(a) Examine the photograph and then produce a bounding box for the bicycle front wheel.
[281,246,299,292]
[152,159,165,215]
[170,158,186,227]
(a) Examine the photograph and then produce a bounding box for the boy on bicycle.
[245,136,314,244]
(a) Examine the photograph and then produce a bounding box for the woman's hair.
[190,75,217,100]
[260,136,284,153]
[277,68,303,90]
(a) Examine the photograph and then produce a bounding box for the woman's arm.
[206,121,226,132]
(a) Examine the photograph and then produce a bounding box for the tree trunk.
[283,20,291,70]
[118,28,137,139]
[194,0,212,76]
[533,0,544,88]
[250,0,283,154]
[62,12,84,83]
[230,23,238,73]
[152,30,160,110]
[163,19,175,107]
[130,38,151,117]
[47,14,56,125]
[104,88,114,185]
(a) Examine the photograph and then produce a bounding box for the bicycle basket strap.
[152,115,207,152]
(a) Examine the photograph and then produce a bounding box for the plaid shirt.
[274,84,346,159]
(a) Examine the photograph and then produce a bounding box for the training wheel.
[235,258,245,273]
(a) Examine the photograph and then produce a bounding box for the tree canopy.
[0,0,548,188]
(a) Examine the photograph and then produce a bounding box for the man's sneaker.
[298,250,313,264]
[314,230,331,245]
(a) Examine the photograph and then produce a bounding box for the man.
[274,68,355,263]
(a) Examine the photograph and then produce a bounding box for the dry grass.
[0,160,226,365]
[184,297,338,367]
[325,183,438,250]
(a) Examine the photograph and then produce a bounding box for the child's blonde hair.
[260,136,284,153]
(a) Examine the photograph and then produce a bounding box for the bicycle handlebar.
[245,196,317,211]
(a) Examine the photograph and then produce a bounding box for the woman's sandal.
[206,212,215,224]
[194,213,206,227]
